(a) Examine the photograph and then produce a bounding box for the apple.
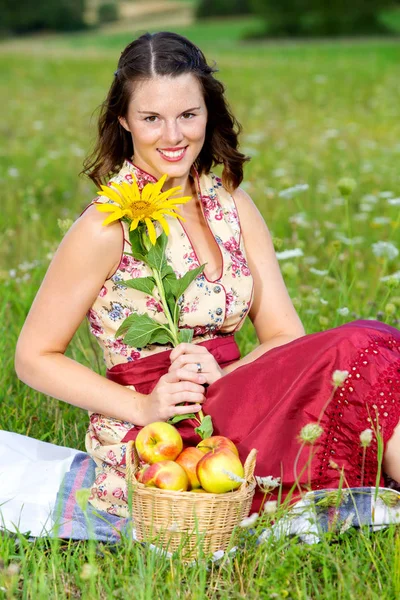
[140,460,189,491]
[135,422,183,464]
[196,448,244,493]
[175,447,204,489]
[196,435,239,457]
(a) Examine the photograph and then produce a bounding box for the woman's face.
[119,73,208,187]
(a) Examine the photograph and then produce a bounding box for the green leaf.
[146,231,168,272]
[194,415,214,440]
[177,329,194,343]
[174,264,205,300]
[168,413,196,425]
[118,313,171,348]
[121,276,156,295]
[129,228,147,262]
[115,313,139,338]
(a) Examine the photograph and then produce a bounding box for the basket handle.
[243,448,258,483]
[125,439,139,484]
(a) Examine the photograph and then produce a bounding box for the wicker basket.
[126,440,257,559]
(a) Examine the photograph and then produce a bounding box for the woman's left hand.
[169,343,224,386]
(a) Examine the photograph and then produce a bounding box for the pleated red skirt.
[107,320,400,511]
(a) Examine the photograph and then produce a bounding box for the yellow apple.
[175,447,204,489]
[196,448,244,493]
[135,422,183,464]
[140,460,189,491]
[196,435,239,457]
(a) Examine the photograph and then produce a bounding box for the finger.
[169,381,206,394]
[169,343,208,362]
[173,403,203,415]
[171,353,210,370]
[171,391,205,404]
[175,367,207,383]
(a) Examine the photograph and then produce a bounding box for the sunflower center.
[131,200,152,216]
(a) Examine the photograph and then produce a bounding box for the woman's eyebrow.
[137,106,202,115]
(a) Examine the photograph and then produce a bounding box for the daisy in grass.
[96,173,191,244]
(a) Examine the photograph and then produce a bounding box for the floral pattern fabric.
[85,161,254,516]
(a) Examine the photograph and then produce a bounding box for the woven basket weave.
[126,440,257,559]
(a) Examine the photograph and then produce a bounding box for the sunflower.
[96,174,191,244]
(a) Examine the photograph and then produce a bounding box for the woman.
[14,31,400,518]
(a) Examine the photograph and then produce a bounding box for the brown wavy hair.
[81,31,249,192]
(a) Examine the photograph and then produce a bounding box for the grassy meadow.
[1,16,400,598]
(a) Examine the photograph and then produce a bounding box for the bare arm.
[15,206,205,425]
[223,187,305,374]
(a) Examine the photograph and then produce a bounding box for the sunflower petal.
[149,173,168,200]
[102,211,123,226]
[95,203,120,214]
[145,218,157,245]
[98,185,124,206]
[154,214,170,236]
[129,218,140,231]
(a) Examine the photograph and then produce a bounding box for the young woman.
[14,31,400,518]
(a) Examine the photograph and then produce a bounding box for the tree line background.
[1,0,400,37]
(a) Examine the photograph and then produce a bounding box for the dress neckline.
[123,159,224,283]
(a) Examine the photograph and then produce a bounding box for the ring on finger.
[196,362,202,373]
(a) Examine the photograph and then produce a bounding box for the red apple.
[175,447,204,489]
[140,460,189,491]
[196,448,244,493]
[135,422,183,464]
[196,435,239,457]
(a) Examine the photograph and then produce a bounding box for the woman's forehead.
[130,73,204,111]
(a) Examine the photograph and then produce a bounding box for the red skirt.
[107,320,400,511]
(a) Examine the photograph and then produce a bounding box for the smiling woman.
[8,31,400,533]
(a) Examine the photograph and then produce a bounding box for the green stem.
[152,268,180,347]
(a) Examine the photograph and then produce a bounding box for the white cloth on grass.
[0,430,79,537]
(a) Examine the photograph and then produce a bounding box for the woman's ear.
[118,116,130,132]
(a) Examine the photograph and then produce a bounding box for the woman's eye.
[182,113,195,119]
[145,116,158,123]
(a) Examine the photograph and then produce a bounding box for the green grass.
[1,20,400,599]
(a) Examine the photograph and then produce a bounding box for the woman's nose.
[163,120,183,146]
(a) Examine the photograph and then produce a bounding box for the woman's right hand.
[144,368,207,423]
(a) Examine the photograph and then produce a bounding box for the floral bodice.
[86,160,254,370]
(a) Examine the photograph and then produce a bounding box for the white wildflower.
[372,241,399,260]
[276,248,304,260]
[9,269,17,278]
[337,307,350,316]
[263,500,278,516]
[360,428,373,448]
[272,167,287,178]
[239,512,259,528]
[8,167,19,178]
[332,369,349,387]
[361,194,378,204]
[33,120,43,130]
[298,423,324,445]
[320,298,329,305]
[221,469,245,484]
[380,270,400,283]
[255,475,281,491]
[309,268,328,276]
[289,212,309,227]
[211,550,225,562]
[372,217,391,226]
[379,191,394,198]
[388,198,400,206]
[278,184,309,199]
